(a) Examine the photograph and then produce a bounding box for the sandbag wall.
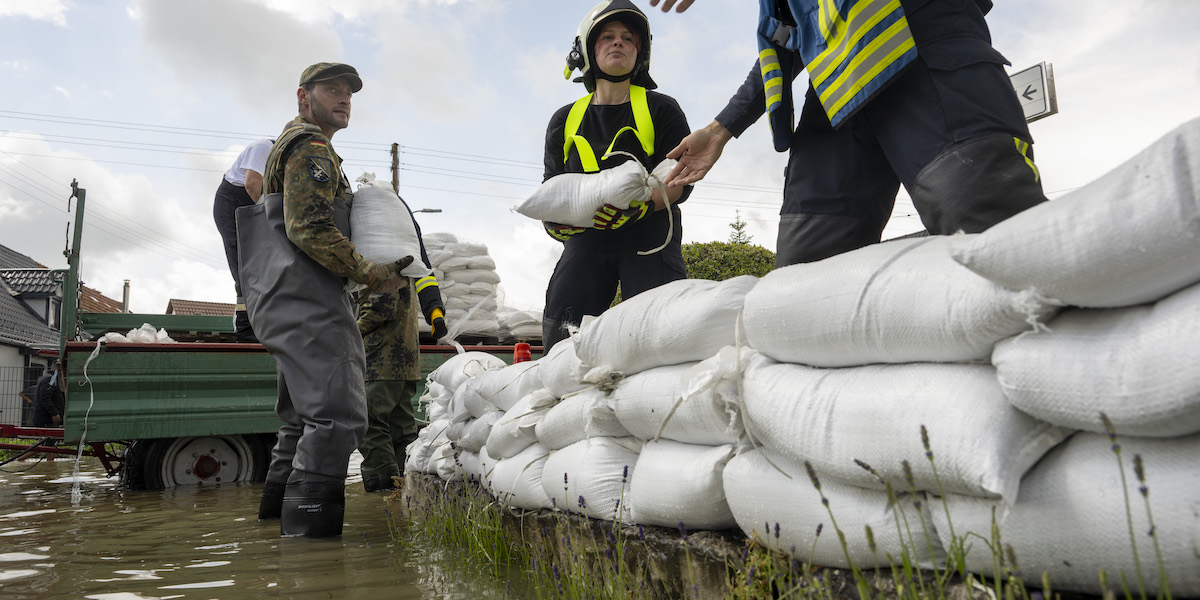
[405,116,1200,597]
[421,232,542,341]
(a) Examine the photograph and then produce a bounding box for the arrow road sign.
[1009,62,1058,123]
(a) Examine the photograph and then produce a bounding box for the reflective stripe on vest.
[758,0,917,131]
[562,85,655,173]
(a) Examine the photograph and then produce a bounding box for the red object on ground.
[513,342,532,363]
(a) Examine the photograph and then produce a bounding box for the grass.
[390,417,1176,600]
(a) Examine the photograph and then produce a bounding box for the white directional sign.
[1010,62,1058,123]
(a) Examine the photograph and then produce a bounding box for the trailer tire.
[122,435,262,490]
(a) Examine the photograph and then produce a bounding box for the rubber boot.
[362,470,399,493]
[281,474,346,538]
[234,310,258,343]
[258,481,285,520]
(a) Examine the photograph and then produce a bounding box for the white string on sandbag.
[601,151,676,256]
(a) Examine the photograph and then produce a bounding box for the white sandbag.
[515,160,651,227]
[950,117,1200,308]
[541,437,642,522]
[447,383,480,424]
[934,432,1200,597]
[446,268,501,285]
[426,248,453,268]
[724,448,942,569]
[744,236,1056,368]
[535,388,630,450]
[457,411,503,453]
[540,338,589,398]
[468,281,497,295]
[628,440,737,530]
[457,449,484,484]
[610,348,746,445]
[427,351,508,391]
[468,256,496,270]
[404,431,432,473]
[433,441,464,481]
[423,231,458,246]
[488,442,554,511]
[575,276,758,380]
[414,418,451,474]
[446,241,489,257]
[485,390,555,459]
[467,361,543,414]
[421,381,451,423]
[742,352,1069,501]
[350,176,431,278]
[994,281,1200,436]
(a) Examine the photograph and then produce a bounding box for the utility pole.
[391,143,400,194]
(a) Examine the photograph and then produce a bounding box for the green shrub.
[682,241,775,281]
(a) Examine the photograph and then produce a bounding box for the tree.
[728,210,753,245]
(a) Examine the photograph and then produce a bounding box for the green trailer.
[61,314,536,489]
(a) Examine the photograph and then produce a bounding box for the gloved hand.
[359,256,415,299]
[544,221,586,242]
[592,199,652,230]
[426,307,448,341]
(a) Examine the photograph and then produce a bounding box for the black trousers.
[213,179,255,296]
[542,241,687,351]
[776,51,1047,266]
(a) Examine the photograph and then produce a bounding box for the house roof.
[82,285,123,314]
[0,246,44,269]
[0,278,59,350]
[0,268,60,295]
[166,298,235,317]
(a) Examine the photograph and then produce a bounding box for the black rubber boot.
[362,470,399,493]
[234,310,258,343]
[281,476,346,538]
[258,481,285,520]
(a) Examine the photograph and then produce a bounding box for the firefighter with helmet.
[541,0,694,350]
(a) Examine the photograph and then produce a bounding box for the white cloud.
[130,0,344,116]
[0,0,68,26]
[53,86,70,99]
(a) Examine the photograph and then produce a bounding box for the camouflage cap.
[299,62,363,93]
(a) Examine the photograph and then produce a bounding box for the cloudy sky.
[1,0,1198,314]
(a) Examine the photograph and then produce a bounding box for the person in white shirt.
[213,137,273,341]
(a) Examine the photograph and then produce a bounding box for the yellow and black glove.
[426,307,448,341]
[592,200,652,230]
[543,221,586,242]
[359,256,414,300]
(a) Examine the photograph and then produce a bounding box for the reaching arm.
[663,120,733,187]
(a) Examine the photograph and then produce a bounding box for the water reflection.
[0,454,517,599]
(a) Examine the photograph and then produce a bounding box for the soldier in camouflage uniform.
[238,62,412,538]
[357,236,446,492]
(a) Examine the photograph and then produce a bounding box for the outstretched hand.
[663,120,733,187]
[648,0,695,12]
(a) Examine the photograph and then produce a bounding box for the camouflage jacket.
[262,116,373,283]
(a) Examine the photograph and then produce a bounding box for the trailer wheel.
[122,435,263,490]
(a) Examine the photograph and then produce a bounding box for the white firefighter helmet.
[564,0,657,93]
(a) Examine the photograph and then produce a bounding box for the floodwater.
[0,452,511,600]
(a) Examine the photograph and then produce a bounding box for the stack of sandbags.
[422,232,503,339]
[607,347,749,530]
[930,117,1200,594]
[406,351,507,483]
[499,308,543,343]
[727,232,1070,565]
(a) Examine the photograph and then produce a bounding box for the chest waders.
[236,189,366,538]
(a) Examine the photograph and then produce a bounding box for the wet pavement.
[0,452,508,599]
